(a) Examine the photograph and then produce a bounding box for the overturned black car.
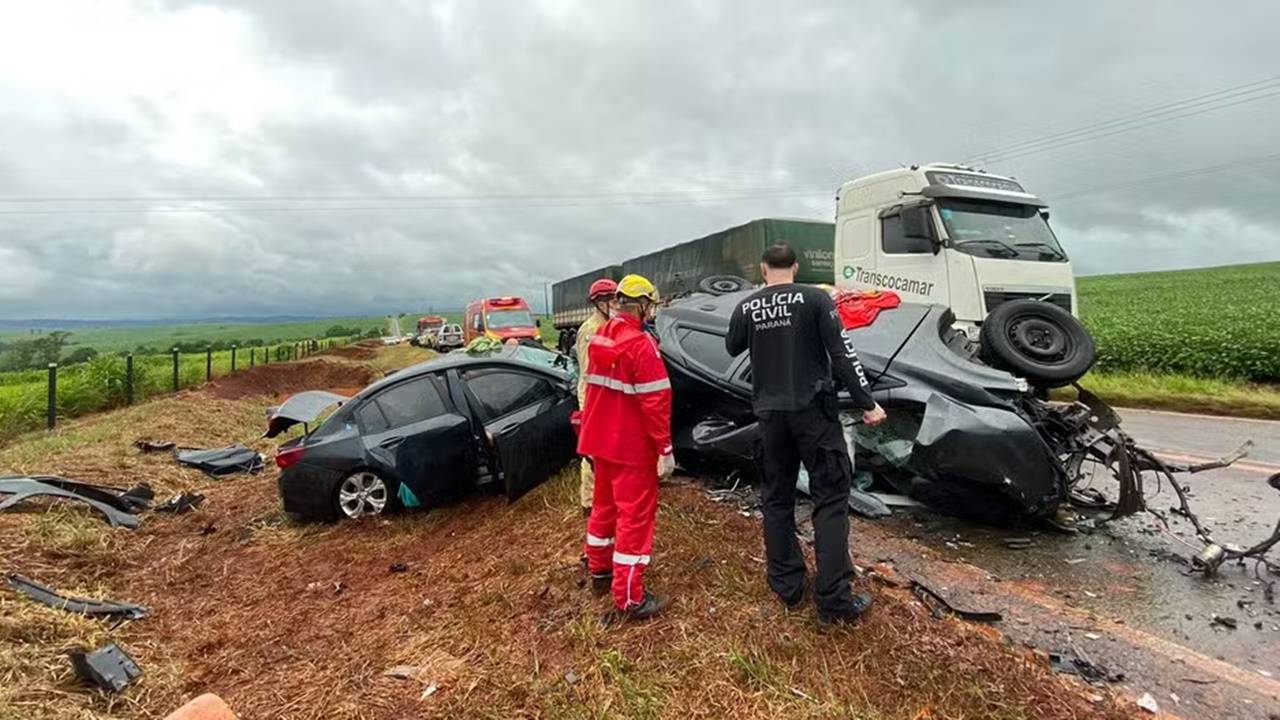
[269,345,578,520]
[660,290,1143,525]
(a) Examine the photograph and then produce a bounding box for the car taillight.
[275,445,306,469]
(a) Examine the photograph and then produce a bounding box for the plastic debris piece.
[7,573,148,620]
[1136,692,1159,714]
[69,643,142,692]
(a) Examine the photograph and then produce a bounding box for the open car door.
[460,367,578,501]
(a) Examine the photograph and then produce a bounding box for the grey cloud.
[1,0,1278,319]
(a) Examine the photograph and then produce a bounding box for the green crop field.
[0,315,394,356]
[1078,261,1279,382]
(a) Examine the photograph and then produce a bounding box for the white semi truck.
[834,163,1075,340]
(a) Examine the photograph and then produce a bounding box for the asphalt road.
[873,408,1280,718]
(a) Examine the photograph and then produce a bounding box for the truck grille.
[983,291,1073,313]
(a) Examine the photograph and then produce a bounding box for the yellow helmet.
[617,274,659,302]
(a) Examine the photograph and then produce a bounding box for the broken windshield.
[939,199,1068,262]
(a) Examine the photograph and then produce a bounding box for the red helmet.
[588,278,618,300]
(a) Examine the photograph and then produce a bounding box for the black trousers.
[756,405,856,615]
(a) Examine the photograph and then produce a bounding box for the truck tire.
[698,275,750,295]
[979,300,1095,388]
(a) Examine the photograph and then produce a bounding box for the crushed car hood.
[657,290,1065,522]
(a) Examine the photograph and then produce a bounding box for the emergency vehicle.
[463,296,541,343]
[833,163,1076,340]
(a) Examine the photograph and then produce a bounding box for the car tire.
[333,469,396,519]
[698,275,750,295]
[979,299,1096,388]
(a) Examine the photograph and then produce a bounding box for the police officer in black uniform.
[726,242,887,623]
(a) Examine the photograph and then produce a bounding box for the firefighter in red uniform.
[578,274,673,621]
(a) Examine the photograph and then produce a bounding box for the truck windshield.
[938,199,1067,262]
[486,308,535,329]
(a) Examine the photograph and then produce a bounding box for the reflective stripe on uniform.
[613,551,651,566]
[586,533,614,547]
[585,374,671,395]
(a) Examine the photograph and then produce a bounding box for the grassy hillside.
[1078,261,1280,382]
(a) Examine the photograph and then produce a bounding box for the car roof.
[356,345,569,398]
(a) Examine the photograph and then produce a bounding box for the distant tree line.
[0,325,382,371]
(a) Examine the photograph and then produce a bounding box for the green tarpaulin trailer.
[551,218,834,329]
[551,264,624,329]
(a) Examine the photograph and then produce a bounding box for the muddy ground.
[0,348,1143,720]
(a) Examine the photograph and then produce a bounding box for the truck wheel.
[699,275,749,295]
[979,300,1095,388]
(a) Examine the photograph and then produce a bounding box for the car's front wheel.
[335,470,392,519]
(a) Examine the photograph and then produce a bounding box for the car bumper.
[277,463,345,520]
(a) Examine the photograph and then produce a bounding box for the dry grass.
[0,347,1132,719]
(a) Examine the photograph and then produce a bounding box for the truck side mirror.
[536,318,542,327]
[901,205,941,254]
[901,205,934,240]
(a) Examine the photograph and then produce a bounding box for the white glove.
[657,450,676,478]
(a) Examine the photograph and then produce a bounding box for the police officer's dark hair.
[761,243,797,269]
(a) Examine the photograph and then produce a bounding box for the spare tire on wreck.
[698,275,750,295]
[979,299,1096,388]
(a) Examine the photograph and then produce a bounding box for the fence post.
[172,348,179,391]
[250,347,255,367]
[231,344,237,371]
[126,354,134,405]
[47,363,57,430]
[206,347,212,382]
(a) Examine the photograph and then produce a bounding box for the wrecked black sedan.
[270,345,578,520]
[659,290,1110,525]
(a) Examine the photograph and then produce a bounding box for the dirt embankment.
[203,359,377,401]
[0,346,1135,720]
[317,343,381,362]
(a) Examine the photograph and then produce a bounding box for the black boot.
[590,571,612,597]
[624,591,670,621]
[817,591,872,627]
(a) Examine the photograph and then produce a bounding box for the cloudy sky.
[1,0,1278,319]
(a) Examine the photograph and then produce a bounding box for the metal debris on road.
[7,573,148,621]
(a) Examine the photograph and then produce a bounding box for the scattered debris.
[1136,692,1160,714]
[420,682,439,699]
[134,439,176,453]
[564,670,581,685]
[175,445,265,477]
[69,643,142,692]
[384,665,420,680]
[154,492,205,514]
[7,573,148,620]
[1210,615,1238,630]
[910,579,1002,623]
[0,476,143,529]
[389,563,410,573]
[1047,645,1124,684]
[1004,537,1035,550]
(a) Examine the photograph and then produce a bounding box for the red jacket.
[577,313,673,466]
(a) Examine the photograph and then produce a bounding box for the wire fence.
[0,335,362,442]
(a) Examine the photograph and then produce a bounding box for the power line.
[1048,151,1280,202]
[0,185,830,204]
[964,74,1280,164]
[0,188,834,217]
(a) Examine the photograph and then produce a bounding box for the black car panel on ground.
[274,346,577,520]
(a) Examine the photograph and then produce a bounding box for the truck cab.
[464,297,541,344]
[834,163,1075,338]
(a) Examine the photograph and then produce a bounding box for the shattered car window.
[678,328,738,374]
[373,378,448,429]
[464,370,556,418]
